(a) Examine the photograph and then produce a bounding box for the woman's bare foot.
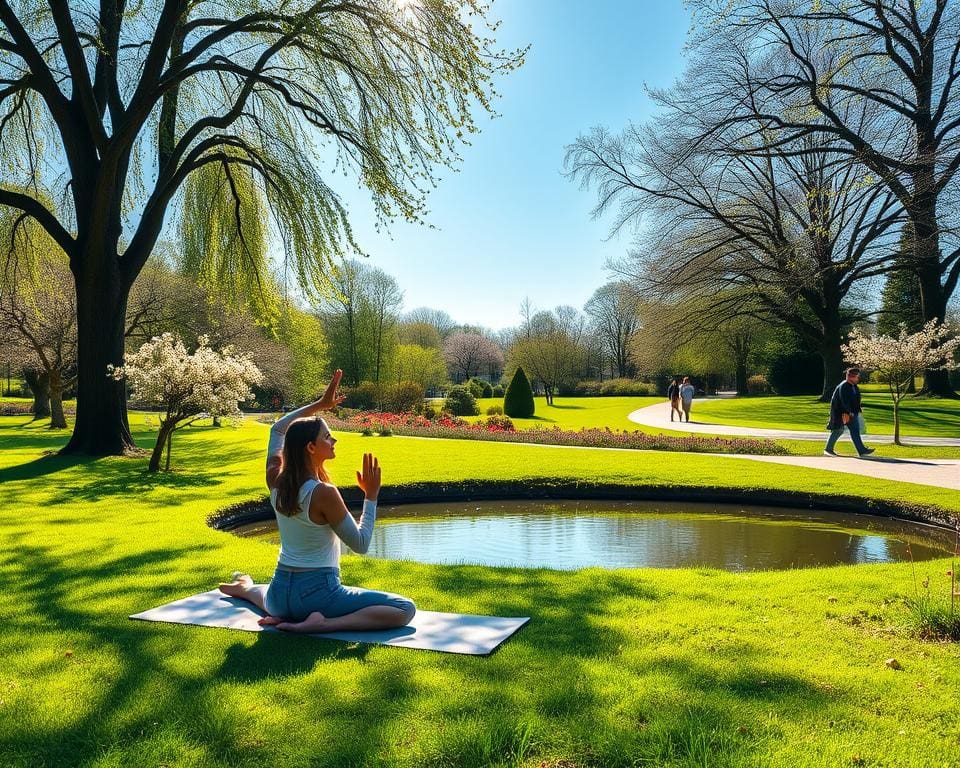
[218,573,254,598]
[258,611,329,633]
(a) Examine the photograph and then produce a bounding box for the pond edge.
[207,481,959,532]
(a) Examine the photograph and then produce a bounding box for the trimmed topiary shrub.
[481,381,493,398]
[444,385,480,416]
[486,404,504,415]
[504,366,535,418]
[492,384,505,398]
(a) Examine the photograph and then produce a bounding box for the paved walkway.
[715,453,960,491]
[628,400,960,446]
[627,400,960,490]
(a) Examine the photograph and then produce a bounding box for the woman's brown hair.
[275,417,330,516]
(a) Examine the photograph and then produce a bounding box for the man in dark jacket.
[824,367,874,457]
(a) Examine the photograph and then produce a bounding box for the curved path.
[628,399,960,446]
[625,399,960,491]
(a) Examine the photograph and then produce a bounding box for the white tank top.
[270,479,340,568]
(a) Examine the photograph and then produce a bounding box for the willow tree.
[0,0,523,455]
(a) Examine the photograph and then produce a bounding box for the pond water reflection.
[234,499,954,572]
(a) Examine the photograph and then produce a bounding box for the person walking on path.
[824,367,875,457]
[679,376,695,423]
[666,377,683,422]
[219,370,416,633]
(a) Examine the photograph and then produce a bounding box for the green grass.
[468,395,663,432]
[452,391,960,459]
[691,393,960,437]
[2,414,960,767]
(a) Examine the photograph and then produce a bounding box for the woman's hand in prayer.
[356,453,381,501]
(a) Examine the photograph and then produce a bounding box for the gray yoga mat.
[130,589,529,656]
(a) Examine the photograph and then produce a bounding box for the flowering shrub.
[321,409,787,455]
[109,333,262,471]
[844,320,960,445]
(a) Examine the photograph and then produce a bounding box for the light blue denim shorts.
[264,566,416,622]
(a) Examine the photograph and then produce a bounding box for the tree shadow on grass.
[1,542,408,768]
[3,539,863,768]
[0,453,91,483]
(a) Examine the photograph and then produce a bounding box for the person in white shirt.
[679,376,695,423]
[218,370,416,633]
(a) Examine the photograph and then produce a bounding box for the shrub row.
[573,379,657,396]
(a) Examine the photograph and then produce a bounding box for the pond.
[233,499,955,572]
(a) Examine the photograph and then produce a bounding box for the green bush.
[492,384,505,398]
[342,382,379,410]
[382,381,424,413]
[486,404,504,415]
[466,378,486,399]
[746,375,770,395]
[444,385,480,416]
[504,367,535,418]
[481,381,493,398]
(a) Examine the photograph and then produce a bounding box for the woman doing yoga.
[219,370,416,633]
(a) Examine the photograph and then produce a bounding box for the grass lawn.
[467,396,664,432]
[691,393,960,437]
[2,414,959,767]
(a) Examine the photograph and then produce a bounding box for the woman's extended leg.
[260,581,416,633]
[259,604,414,633]
[218,573,268,613]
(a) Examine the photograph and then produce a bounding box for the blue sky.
[337,1,692,330]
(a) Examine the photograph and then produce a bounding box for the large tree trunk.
[819,338,844,403]
[48,369,67,429]
[912,168,956,396]
[734,362,748,395]
[61,264,136,455]
[23,369,51,419]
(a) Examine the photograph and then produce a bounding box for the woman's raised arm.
[265,369,345,489]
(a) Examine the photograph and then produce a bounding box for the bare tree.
[403,307,457,340]
[0,1,524,454]
[584,281,640,378]
[368,268,403,384]
[509,306,587,404]
[567,34,901,399]
[685,0,960,394]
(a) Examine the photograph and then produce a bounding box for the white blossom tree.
[843,321,960,445]
[109,333,262,471]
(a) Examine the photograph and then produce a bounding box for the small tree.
[109,334,262,471]
[504,366,535,418]
[843,321,960,445]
